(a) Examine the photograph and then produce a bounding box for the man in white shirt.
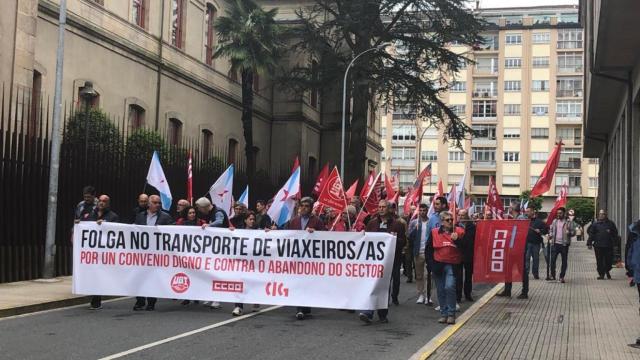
[408,204,431,304]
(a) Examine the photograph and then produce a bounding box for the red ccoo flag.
[414,163,432,189]
[384,173,397,202]
[546,183,568,226]
[360,171,375,198]
[312,163,330,196]
[187,150,193,205]
[530,141,563,197]
[345,180,359,201]
[316,167,348,215]
[353,172,383,231]
[487,176,504,219]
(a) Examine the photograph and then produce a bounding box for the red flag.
[187,151,193,205]
[353,172,382,230]
[345,180,359,201]
[413,163,432,189]
[384,174,397,201]
[447,184,458,224]
[312,163,330,196]
[487,176,504,219]
[546,183,568,226]
[530,141,563,197]
[404,177,423,216]
[316,167,348,214]
[391,171,400,192]
[473,220,529,283]
[292,156,300,174]
[360,171,375,198]
[427,179,444,217]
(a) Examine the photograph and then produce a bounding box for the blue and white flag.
[456,167,467,208]
[146,151,173,210]
[237,186,249,207]
[267,165,301,227]
[208,164,234,215]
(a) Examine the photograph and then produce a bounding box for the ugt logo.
[265,282,289,297]
[170,273,190,293]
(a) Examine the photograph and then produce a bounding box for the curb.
[408,283,504,360]
[0,296,122,318]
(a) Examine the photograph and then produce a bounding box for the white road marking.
[98,305,283,360]
[0,297,131,322]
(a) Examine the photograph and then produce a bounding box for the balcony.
[558,159,582,169]
[471,138,497,146]
[556,89,583,98]
[471,160,496,169]
[474,66,498,76]
[556,115,582,123]
[556,186,582,195]
[472,90,498,98]
[391,159,416,168]
[557,65,583,74]
[471,115,497,122]
[557,42,583,50]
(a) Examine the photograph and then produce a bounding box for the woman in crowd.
[231,211,260,316]
[177,206,205,305]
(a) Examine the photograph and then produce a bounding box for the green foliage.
[200,156,226,175]
[520,190,543,211]
[126,129,167,164]
[63,108,122,152]
[566,197,595,226]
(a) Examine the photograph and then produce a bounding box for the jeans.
[526,243,541,278]
[551,244,569,279]
[415,255,426,296]
[594,246,613,276]
[434,263,457,316]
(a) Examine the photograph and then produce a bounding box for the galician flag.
[146,151,172,211]
[208,164,234,215]
[268,164,301,227]
[237,186,249,207]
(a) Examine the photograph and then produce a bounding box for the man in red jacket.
[287,196,326,320]
[432,211,465,325]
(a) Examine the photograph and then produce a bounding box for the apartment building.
[381,4,596,211]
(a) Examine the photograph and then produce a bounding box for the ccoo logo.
[170,273,190,293]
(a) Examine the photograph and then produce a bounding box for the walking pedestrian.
[286,196,326,320]
[456,208,476,302]
[587,210,618,280]
[432,211,465,325]
[408,204,430,305]
[548,207,576,283]
[133,195,173,311]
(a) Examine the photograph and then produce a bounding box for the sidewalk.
[428,241,640,360]
[0,277,90,318]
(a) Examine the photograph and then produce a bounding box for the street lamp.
[340,42,392,182]
[79,81,98,171]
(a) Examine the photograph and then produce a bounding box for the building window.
[128,104,145,130]
[557,101,582,118]
[532,32,550,44]
[393,105,417,120]
[556,174,581,194]
[589,158,599,164]
[473,175,491,186]
[557,127,581,142]
[423,127,439,138]
[392,125,417,143]
[472,100,497,118]
[132,0,147,29]
[532,57,549,68]
[421,151,438,161]
[530,128,549,139]
[381,127,386,139]
[557,77,583,97]
[451,81,466,92]
[473,80,497,97]
[458,58,467,69]
[472,148,496,162]
[448,151,465,162]
[530,176,540,187]
[504,81,521,92]
[448,174,462,188]
[503,128,520,138]
[503,151,520,162]
[451,104,466,116]
[170,0,186,49]
[474,57,498,74]
[78,83,100,109]
[472,124,496,140]
[531,152,548,163]
[531,105,549,116]
[504,58,521,68]
[503,176,520,187]
[505,16,522,26]
[558,29,583,49]
[204,4,217,66]
[29,70,42,136]
[532,80,550,92]
[559,147,582,169]
[505,34,522,45]
[228,138,238,164]
[168,118,182,146]
[558,52,583,73]
[504,104,521,115]
[589,177,598,188]
[398,170,418,189]
[202,129,213,160]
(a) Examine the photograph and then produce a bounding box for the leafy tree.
[125,129,166,164]
[566,197,595,226]
[64,108,122,153]
[520,190,543,211]
[213,0,285,183]
[286,0,485,183]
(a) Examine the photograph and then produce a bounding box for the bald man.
[130,193,149,223]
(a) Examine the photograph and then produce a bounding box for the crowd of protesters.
[72,185,640,330]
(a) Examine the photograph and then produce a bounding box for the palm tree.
[214,0,283,182]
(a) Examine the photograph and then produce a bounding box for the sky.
[477,0,578,8]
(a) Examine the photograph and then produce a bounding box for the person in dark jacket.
[230,203,249,229]
[255,200,272,229]
[285,197,326,320]
[231,211,261,316]
[626,220,640,348]
[133,195,174,311]
[75,185,97,221]
[195,197,229,228]
[455,209,476,302]
[129,193,148,223]
[588,210,619,279]
[359,199,405,324]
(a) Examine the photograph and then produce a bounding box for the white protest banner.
[72,223,396,310]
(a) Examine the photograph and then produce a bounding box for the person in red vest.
[286,196,326,320]
[431,211,465,325]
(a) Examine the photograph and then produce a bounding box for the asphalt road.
[0,276,491,360]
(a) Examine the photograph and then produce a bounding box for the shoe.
[425,298,434,306]
[392,297,399,306]
[232,307,243,316]
[455,303,460,311]
[416,294,425,304]
[359,313,372,324]
[465,296,474,302]
[597,276,604,280]
[496,291,511,297]
[209,301,221,309]
[296,311,305,320]
[406,279,413,283]
[560,278,565,283]
[517,293,528,300]
[630,279,636,287]
[446,316,456,325]
[181,300,191,305]
[606,272,612,279]
[89,304,102,310]
[545,276,552,281]
[145,304,155,311]
[438,316,447,324]
[434,306,440,311]
[133,303,145,311]
[252,304,260,312]
[378,317,389,323]
[533,275,540,280]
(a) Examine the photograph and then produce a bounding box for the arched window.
[132,0,148,29]
[168,118,182,146]
[204,3,217,66]
[202,129,213,160]
[128,104,145,130]
[170,0,186,49]
[228,138,238,164]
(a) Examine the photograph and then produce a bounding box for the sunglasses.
[442,218,452,222]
